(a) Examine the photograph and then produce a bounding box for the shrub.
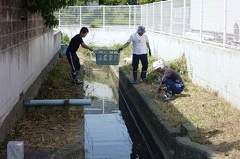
[62,34,70,45]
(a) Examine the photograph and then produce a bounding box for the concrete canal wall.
[119,69,216,159]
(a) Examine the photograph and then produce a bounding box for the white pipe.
[24,99,91,107]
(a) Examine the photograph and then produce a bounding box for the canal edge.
[117,68,217,159]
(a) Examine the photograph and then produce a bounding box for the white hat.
[137,26,146,34]
[153,59,164,70]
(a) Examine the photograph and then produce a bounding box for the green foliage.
[62,34,70,44]
[38,58,76,99]
[75,0,85,5]
[144,70,159,84]
[140,0,162,4]
[27,0,76,28]
[120,48,188,84]
[75,0,96,5]
[103,0,122,5]
[89,23,98,28]
[144,54,189,83]
[165,54,188,81]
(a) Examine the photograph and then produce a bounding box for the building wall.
[0,0,50,51]
[0,1,61,141]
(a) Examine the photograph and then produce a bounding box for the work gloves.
[118,48,123,53]
[118,47,151,56]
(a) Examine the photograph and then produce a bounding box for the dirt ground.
[0,58,85,158]
[1,49,240,159]
[118,48,240,159]
[138,81,240,159]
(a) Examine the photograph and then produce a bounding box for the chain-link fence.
[56,0,240,50]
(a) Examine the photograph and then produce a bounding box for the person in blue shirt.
[66,27,93,84]
[153,59,184,100]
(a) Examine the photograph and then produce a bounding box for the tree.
[75,0,96,6]
[27,0,76,28]
[140,0,162,4]
[26,0,165,28]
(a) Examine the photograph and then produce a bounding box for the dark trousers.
[165,79,184,95]
[132,54,148,80]
[66,52,80,80]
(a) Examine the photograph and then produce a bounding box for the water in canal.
[83,66,152,159]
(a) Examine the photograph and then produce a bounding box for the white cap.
[153,59,164,70]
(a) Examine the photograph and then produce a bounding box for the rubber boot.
[141,71,147,80]
[132,71,137,84]
[72,71,78,80]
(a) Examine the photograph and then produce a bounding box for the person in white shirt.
[118,26,151,84]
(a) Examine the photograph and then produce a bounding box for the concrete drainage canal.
[83,65,164,159]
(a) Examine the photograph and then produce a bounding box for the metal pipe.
[24,99,91,107]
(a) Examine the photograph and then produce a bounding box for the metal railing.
[56,0,240,50]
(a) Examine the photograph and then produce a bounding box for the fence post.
[58,9,61,26]
[200,0,203,42]
[223,0,227,47]
[146,5,148,28]
[141,5,143,26]
[170,0,173,36]
[161,2,163,33]
[183,0,186,38]
[80,6,82,27]
[103,6,105,28]
[134,5,136,30]
[153,3,155,31]
[129,5,131,29]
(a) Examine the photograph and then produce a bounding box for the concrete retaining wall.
[119,69,216,159]
[0,30,62,142]
[148,33,240,110]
